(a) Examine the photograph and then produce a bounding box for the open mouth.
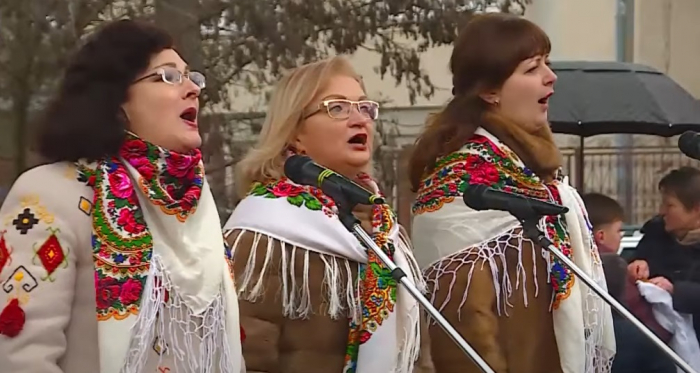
[538,92,553,104]
[180,107,198,125]
[348,133,368,146]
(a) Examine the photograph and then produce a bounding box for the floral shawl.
[76,133,243,373]
[225,174,425,373]
[411,128,616,373]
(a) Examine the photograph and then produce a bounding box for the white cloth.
[638,281,700,372]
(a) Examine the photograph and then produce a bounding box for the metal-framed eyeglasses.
[304,99,380,120]
[133,67,206,89]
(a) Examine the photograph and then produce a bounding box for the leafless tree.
[0,0,116,178]
[0,0,530,211]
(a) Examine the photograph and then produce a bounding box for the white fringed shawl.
[411,129,616,373]
[225,177,425,373]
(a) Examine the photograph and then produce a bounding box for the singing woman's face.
[485,54,557,132]
[122,49,204,152]
[294,74,378,178]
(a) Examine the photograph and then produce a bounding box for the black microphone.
[678,131,700,161]
[462,184,568,219]
[284,155,385,206]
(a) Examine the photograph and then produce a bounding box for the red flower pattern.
[166,152,198,178]
[469,162,500,185]
[117,209,144,234]
[96,277,121,310]
[180,188,201,211]
[0,298,25,338]
[119,278,143,305]
[130,157,156,180]
[121,140,148,159]
[271,182,304,197]
[108,167,134,199]
[359,330,371,343]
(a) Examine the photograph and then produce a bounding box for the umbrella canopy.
[548,61,700,137]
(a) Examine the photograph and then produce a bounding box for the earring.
[493,99,500,106]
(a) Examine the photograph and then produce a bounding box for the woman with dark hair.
[630,166,700,342]
[408,14,615,373]
[0,20,244,373]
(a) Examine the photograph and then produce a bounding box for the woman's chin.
[345,156,372,172]
[178,133,202,152]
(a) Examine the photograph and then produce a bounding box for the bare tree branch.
[0,0,530,213]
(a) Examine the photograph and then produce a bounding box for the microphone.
[462,184,568,219]
[284,155,385,206]
[678,131,700,161]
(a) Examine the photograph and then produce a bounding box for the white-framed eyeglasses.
[133,66,206,89]
[304,99,380,120]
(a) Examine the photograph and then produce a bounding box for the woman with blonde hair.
[224,56,433,373]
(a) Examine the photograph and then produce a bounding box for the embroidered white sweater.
[0,162,97,373]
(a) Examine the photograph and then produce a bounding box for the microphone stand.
[334,197,495,373]
[512,207,697,373]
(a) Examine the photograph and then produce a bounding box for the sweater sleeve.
[0,165,87,373]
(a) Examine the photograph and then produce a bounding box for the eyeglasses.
[304,99,380,120]
[133,67,206,89]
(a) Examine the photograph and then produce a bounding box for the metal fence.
[1,145,697,228]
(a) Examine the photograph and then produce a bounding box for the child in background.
[582,193,624,254]
[583,193,673,343]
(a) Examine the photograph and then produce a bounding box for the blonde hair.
[234,56,365,198]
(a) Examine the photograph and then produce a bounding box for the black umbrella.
[548,61,700,137]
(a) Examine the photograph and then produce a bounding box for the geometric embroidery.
[12,208,39,235]
[2,265,38,294]
[31,228,69,282]
[78,197,92,216]
[0,230,12,272]
[152,335,169,356]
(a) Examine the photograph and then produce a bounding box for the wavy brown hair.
[408,13,551,191]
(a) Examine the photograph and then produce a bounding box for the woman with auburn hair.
[0,20,243,373]
[408,14,615,373]
[224,56,434,373]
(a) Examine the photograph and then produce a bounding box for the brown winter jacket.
[226,216,435,373]
[427,238,562,373]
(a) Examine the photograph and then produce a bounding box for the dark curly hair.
[35,19,174,162]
